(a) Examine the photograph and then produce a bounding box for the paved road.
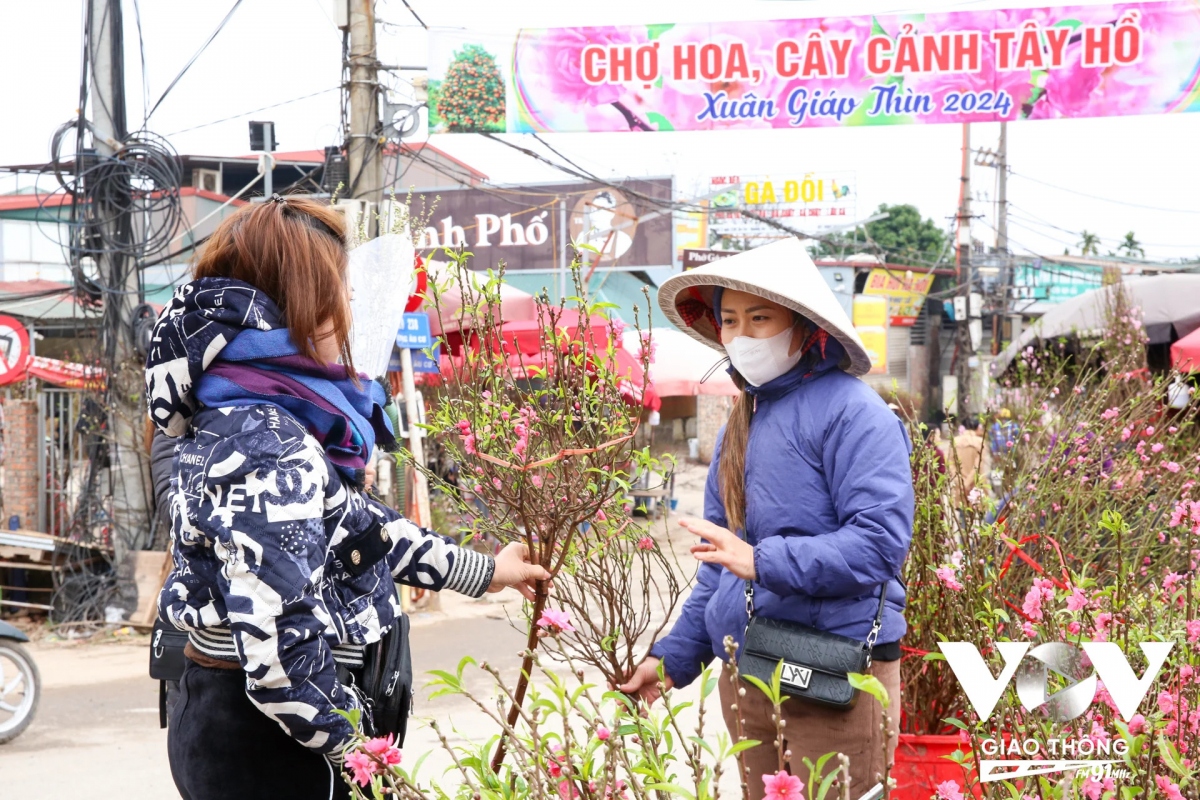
[0,613,527,799]
[0,463,711,798]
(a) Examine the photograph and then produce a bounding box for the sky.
[2,0,1199,262]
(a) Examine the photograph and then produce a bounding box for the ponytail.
[718,371,752,533]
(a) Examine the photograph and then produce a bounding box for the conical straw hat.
[658,237,872,377]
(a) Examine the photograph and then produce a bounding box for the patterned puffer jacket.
[148,279,494,755]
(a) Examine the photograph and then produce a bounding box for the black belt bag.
[739,580,888,711]
[149,618,189,728]
[359,610,413,745]
[333,512,414,745]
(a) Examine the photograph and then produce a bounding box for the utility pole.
[996,122,1009,358]
[996,122,1008,260]
[954,123,974,422]
[89,0,136,363]
[86,0,150,564]
[347,0,383,224]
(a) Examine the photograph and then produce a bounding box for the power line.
[399,0,428,29]
[164,87,340,136]
[1008,169,1200,215]
[144,0,245,122]
[1007,205,1198,251]
[483,132,963,270]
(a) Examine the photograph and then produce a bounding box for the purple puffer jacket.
[649,339,914,688]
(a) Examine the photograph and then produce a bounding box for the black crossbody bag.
[739,579,888,710]
[333,512,415,744]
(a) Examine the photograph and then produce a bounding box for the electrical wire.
[1007,169,1200,215]
[144,0,245,122]
[42,128,183,291]
[164,86,341,136]
[399,0,428,29]
[482,132,960,270]
[1007,204,1199,253]
[132,0,150,126]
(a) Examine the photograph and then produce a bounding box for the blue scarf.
[146,277,393,484]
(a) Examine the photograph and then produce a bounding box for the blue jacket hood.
[145,278,285,437]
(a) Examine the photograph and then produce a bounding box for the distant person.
[943,416,989,503]
[619,239,913,797]
[988,408,1019,457]
[146,197,548,800]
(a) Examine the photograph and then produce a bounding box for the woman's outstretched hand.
[618,657,673,706]
[680,517,757,580]
[488,542,551,601]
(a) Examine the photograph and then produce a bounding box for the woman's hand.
[680,517,757,580]
[618,657,673,706]
[488,542,552,601]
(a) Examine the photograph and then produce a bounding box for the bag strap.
[744,578,889,650]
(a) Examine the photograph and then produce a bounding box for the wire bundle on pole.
[43,124,183,296]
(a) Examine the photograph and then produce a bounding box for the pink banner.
[463,2,1200,132]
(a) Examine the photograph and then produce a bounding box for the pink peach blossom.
[936,566,964,592]
[345,751,378,786]
[762,772,804,800]
[537,608,576,633]
[935,780,966,800]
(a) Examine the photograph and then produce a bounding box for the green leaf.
[941,716,969,730]
[923,651,947,662]
[647,23,674,40]
[741,673,773,700]
[848,672,889,710]
[816,765,841,800]
[646,112,674,132]
[1158,735,1188,777]
[727,738,763,756]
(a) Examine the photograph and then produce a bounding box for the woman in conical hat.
[619,238,914,797]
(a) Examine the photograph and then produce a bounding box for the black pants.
[168,658,352,800]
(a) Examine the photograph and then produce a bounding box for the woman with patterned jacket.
[146,197,548,800]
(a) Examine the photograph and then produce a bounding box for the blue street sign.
[396,313,432,349]
[389,343,441,374]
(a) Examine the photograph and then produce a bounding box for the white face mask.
[723,324,803,387]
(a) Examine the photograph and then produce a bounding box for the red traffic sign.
[0,315,30,386]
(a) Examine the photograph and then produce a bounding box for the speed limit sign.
[0,315,30,385]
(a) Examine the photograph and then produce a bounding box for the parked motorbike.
[0,620,39,743]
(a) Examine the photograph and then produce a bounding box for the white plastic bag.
[348,234,416,379]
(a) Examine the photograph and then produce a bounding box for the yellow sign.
[852,295,888,328]
[856,326,888,374]
[863,269,935,326]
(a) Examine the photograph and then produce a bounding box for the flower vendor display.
[897,282,1200,798]
[332,251,891,800]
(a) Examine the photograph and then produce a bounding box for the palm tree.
[1118,231,1145,259]
[1078,230,1101,256]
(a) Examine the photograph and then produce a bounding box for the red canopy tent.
[430,311,660,410]
[1172,327,1200,373]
